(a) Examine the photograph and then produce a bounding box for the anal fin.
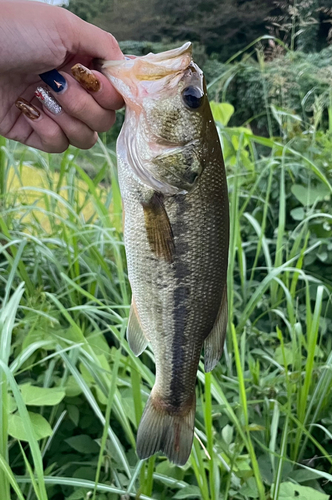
[127,298,149,356]
[204,286,228,372]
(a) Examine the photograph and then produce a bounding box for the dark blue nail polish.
[39,70,67,93]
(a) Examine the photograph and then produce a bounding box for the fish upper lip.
[101,42,192,70]
[147,42,192,62]
[101,42,193,78]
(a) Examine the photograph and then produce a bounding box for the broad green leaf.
[22,329,54,352]
[291,184,330,206]
[240,477,259,498]
[96,386,108,405]
[289,469,325,483]
[278,482,329,500]
[79,362,95,385]
[66,435,99,454]
[174,485,202,499]
[120,392,137,426]
[86,332,110,357]
[8,393,17,413]
[73,467,96,481]
[290,207,305,221]
[210,101,234,126]
[275,344,293,366]
[54,326,84,346]
[222,424,233,445]
[155,460,185,480]
[65,376,82,398]
[67,404,80,426]
[8,412,52,441]
[66,488,87,500]
[20,383,65,406]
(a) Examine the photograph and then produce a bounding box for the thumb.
[65,10,124,62]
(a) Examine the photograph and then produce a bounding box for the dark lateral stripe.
[169,195,191,408]
[169,285,189,408]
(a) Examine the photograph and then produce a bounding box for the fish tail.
[136,391,195,466]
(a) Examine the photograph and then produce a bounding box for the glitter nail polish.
[15,98,40,120]
[35,86,62,115]
[39,69,67,93]
[71,63,101,92]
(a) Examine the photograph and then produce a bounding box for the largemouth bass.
[102,42,229,466]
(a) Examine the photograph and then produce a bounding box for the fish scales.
[102,42,229,466]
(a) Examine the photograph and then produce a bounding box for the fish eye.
[182,86,204,109]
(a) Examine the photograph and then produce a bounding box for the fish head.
[102,43,213,195]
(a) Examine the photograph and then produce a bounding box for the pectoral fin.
[204,287,228,372]
[127,299,149,356]
[143,192,175,263]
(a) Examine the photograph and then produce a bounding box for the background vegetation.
[68,0,332,58]
[1,1,332,499]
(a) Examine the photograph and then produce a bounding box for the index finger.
[65,11,124,62]
[71,64,124,110]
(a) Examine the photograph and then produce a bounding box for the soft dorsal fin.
[204,286,228,372]
[142,193,175,263]
[127,298,149,356]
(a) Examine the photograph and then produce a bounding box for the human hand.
[0,0,124,153]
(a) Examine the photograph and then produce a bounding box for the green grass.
[0,77,332,500]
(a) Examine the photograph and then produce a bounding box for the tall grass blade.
[0,453,26,500]
[58,349,131,479]
[231,324,265,500]
[0,362,47,500]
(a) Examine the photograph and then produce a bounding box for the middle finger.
[39,70,116,132]
[34,88,98,150]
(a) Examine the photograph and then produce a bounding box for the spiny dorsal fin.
[127,298,149,356]
[204,286,228,372]
[142,193,175,263]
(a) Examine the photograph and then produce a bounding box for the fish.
[101,42,229,466]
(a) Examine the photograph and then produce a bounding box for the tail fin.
[136,392,195,466]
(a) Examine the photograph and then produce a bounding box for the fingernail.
[35,86,62,115]
[39,69,67,93]
[15,98,40,120]
[71,63,101,92]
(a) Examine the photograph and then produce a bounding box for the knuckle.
[54,143,69,154]
[69,131,97,150]
[41,125,68,152]
[78,133,98,150]
[40,142,68,154]
[67,94,90,118]
[94,112,116,133]
[42,124,60,143]
[7,131,23,143]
